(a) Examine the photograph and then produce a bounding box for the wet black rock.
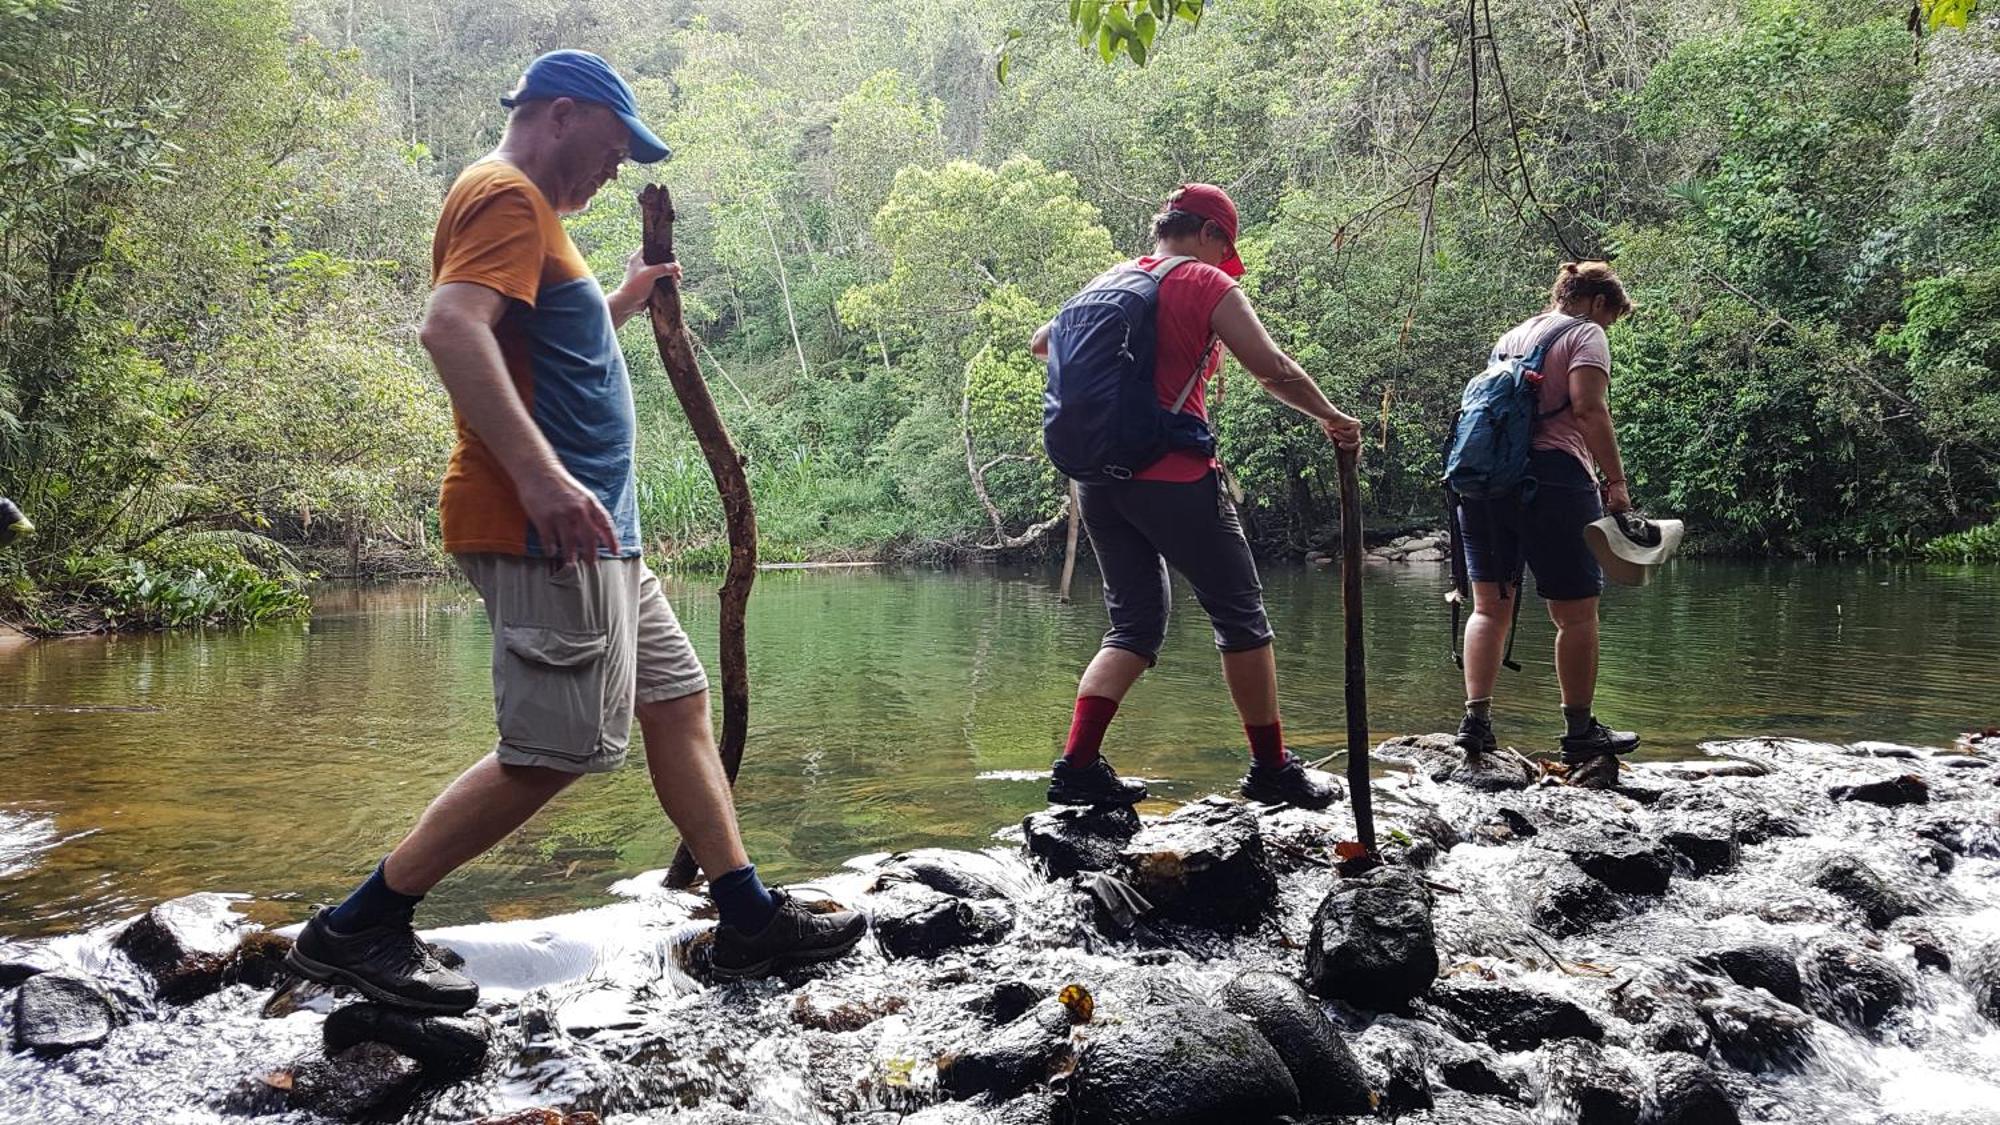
[1396,1018,1523,1101]
[938,999,1070,1102]
[1662,818,1740,876]
[10,971,122,1055]
[1542,1038,1640,1125]
[288,1040,422,1120]
[1536,826,1674,895]
[1964,936,2000,1022]
[1374,733,1465,781]
[1731,804,1805,846]
[114,892,251,1003]
[1915,814,2000,859]
[1698,985,1815,1072]
[1074,871,1151,937]
[1445,750,1535,792]
[1829,774,1929,806]
[1118,797,1272,925]
[877,848,1017,900]
[1693,944,1804,1006]
[1891,918,1952,971]
[1305,865,1439,1011]
[1531,862,1622,936]
[1650,1053,1740,1125]
[1605,967,1709,1056]
[1473,806,1538,844]
[1426,978,1602,1050]
[1354,1025,1434,1114]
[973,979,1047,1025]
[1800,936,1912,1031]
[1809,853,1916,929]
[873,885,1006,959]
[1066,981,1299,1124]
[1022,804,1141,878]
[323,1001,492,1076]
[1216,969,1372,1114]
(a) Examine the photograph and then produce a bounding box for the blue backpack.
[1042,256,1216,482]
[1442,314,1587,500]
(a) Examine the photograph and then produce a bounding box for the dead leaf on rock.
[1059,983,1094,1024]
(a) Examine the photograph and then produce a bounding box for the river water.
[1,559,1995,940]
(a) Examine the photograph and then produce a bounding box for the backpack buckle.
[1104,466,1133,480]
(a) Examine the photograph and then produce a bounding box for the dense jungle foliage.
[2,0,1997,629]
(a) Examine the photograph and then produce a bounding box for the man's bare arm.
[420,282,617,559]
[1209,289,1361,450]
[1030,321,1052,360]
[1569,365,1631,513]
[605,250,682,329]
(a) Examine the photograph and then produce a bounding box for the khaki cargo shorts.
[456,553,709,774]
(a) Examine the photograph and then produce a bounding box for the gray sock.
[1465,698,1493,722]
[1562,704,1593,738]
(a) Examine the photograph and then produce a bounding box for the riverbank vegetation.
[4,0,1998,629]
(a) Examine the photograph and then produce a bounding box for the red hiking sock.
[1062,695,1121,767]
[1246,721,1289,768]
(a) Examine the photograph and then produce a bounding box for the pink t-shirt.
[1492,311,1611,474]
[1130,255,1235,483]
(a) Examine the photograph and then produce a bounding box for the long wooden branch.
[640,184,759,890]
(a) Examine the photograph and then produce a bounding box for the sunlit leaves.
[1917,0,1977,31]
[1059,0,1203,72]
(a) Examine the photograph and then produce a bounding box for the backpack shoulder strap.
[1145,254,1198,282]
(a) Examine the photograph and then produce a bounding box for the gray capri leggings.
[1077,470,1275,663]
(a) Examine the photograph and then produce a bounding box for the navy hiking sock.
[712,864,780,933]
[325,858,424,933]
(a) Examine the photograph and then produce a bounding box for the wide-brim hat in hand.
[1584,510,1685,587]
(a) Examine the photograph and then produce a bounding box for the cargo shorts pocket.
[495,624,610,761]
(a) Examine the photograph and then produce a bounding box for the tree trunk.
[641,185,760,890]
[761,210,810,382]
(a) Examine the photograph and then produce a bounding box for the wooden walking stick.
[640,185,759,890]
[1337,445,1378,858]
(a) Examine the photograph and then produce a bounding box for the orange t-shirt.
[432,159,641,557]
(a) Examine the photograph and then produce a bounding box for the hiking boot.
[1048,757,1148,806]
[1240,757,1342,810]
[1456,712,1498,757]
[1566,753,1621,790]
[711,890,868,980]
[284,908,479,1014]
[1560,719,1640,763]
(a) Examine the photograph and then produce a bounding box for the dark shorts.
[1458,449,1605,602]
[1078,470,1274,662]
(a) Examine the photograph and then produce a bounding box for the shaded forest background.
[3,0,1997,629]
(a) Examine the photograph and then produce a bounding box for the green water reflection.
[1,560,1994,937]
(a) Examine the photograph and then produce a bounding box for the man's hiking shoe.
[284,908,478,1014]
[1560,719,1640,763]
[1456,712,1498,756]
[710,891,867,980]
[1567,753,1621,790]
[1048,757,1148,806]
[1240,757,1342,810]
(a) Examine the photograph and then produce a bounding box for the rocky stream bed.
[4,732,1999,1125]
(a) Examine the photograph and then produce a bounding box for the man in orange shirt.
[285,51,864,1012]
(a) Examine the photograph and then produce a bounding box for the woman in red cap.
[1033,184,1365,809]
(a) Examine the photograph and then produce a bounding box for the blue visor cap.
[500,49,670,164]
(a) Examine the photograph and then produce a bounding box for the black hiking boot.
[710,890,868,980]
[1240,756,1342,810]
[1566,753,1621,790]
[1456,712,1498,757]
[284,908,479,1014]
[1048,757,1149,806]
[1560,718,1640,763]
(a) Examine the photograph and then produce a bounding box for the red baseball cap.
[1167,183,1243,277]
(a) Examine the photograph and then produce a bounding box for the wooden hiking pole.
[641,184,759,889]
[1337,445,1377,856]
[1058,480,1081,603]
